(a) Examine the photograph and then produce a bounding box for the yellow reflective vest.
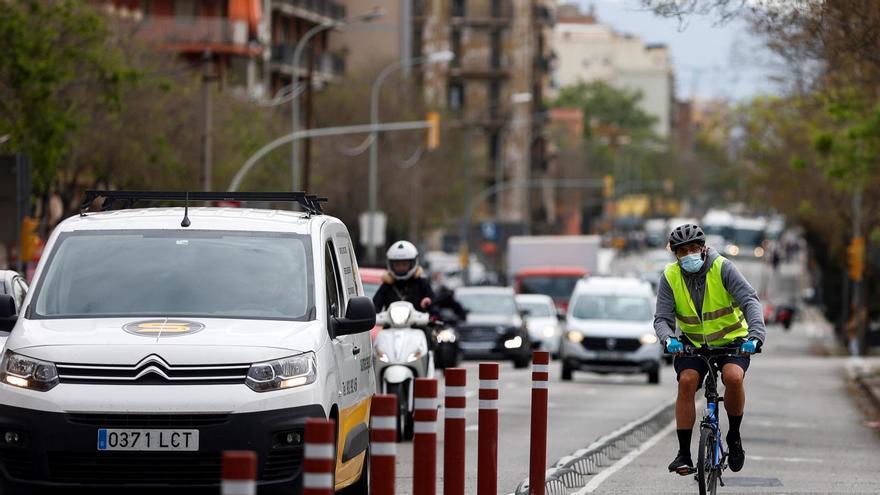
[664,256,749,347]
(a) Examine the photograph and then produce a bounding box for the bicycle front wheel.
[697,427,719,495]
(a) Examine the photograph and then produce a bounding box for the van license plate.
[97,429,199,451]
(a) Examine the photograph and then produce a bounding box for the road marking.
[749,455,823,464]
[465,424,478,432]
[574,420,675,494]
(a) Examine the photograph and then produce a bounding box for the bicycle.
[672,340,760,495]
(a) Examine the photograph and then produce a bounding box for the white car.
[0,192,375,494]
[515,294,563,357]
[560,277,662,384]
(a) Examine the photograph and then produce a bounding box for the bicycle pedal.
[675,467,696,476]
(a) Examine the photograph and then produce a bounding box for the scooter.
[434,308,463,370]
[374,301,434,441]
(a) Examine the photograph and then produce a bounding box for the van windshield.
[32,230,314,320]
[518,275,581,301]
[571,295,653,321]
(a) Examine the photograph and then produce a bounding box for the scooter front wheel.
[385,381,414,442]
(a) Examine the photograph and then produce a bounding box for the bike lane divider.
[413,378,439,495]
[444,368,467,495]
[529,351,550,495]
[371,394,397,495]
[303,418,336,495]
[478,362,500,495]
[221,450,256,495]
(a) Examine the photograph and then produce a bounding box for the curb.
[846,359,880,414]
[509,398,676,495]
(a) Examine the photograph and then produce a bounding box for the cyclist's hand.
[665,337,683,355]
[740,338,758,355]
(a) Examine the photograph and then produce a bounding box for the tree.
[551,81,658,140]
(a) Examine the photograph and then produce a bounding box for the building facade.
[551,4,674,138]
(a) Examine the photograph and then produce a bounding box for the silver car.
[515,294,563,357]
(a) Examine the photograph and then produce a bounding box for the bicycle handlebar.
[665,339,762,357]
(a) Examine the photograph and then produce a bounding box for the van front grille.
[56,354,250,385]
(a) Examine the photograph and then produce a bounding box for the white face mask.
[680,253,704,273]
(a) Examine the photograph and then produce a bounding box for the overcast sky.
[574,0,779,101]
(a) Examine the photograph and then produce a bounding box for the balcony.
[450,0,512,28]
[272,0,346,24]
[534,4,555,26]
[132,16,262,55]
[270,45,345,79]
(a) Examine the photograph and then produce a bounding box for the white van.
[560,277,661,384]
[0,192,375,494]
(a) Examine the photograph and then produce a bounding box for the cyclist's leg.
[720,363,745,415]
[670,356,708,471]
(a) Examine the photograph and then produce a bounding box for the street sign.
[359,212,387,248]
[480,221,498,242]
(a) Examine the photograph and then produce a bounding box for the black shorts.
[674,355,750,389]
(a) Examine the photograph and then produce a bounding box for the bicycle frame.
[699,356,726,472]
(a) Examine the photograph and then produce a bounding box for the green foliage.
[550,81,658,139]
[0,0,135,194]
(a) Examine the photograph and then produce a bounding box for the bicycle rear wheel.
[697,427,719,495]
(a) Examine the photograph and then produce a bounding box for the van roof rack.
[80,191,328,216]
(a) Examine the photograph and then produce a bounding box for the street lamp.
[291,8,383,192]
[365,50,454,264]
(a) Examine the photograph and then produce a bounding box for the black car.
[453,287,532,368]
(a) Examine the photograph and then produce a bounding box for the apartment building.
[552,4,674,138]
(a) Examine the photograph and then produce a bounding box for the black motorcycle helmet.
[668,223,706,251]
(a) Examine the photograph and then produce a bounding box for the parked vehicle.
[373,301,434,441]
[359,267,386,341]
[507,236,599,310]
[0,270,27,333]
[515,294,563,357]
[454,287,532,368]
[561,277,662,384]
[726,216,768,258]
[0,191,375,494]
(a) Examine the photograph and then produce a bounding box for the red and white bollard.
[443,368,467,495]
[303,418,336,495]
[413,378,439,495]
[478,362,500,495]
[529,351,551,495]
[370,394,397,495]
[221,450,256,495]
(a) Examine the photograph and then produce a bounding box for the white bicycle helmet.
[386,240,419,281]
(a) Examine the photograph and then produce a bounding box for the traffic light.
[848,236,865,281]
[20,217,40,262]
[603,174,615,198]
[426,111,441,150]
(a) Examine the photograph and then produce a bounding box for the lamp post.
[291,8,382,192]
[365,50,454,264]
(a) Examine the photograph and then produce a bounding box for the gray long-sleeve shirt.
[653,247,766,345]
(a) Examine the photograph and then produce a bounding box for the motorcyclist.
[433,284,468,322]
[654,224,766,476]
[372,240,435,315]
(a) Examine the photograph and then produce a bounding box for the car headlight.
[375,349,390,363]
[727,245,740,256]
[542,326,556,338]
[754,246,764,257]
[437,329,457,343]
[0,350,59,392]
[246,352,317,392]
[406,350,423,362]
[389,305,412,326]
[566,331,584,343]
[639,333,659,345]
[504,336,523,349]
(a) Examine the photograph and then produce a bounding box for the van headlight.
[246,352,317,392]
[639,333,659,345]
[0,350,59,392]
[566,331,584,343]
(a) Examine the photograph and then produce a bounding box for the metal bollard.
[221,451,256,495]
[371,395,397,495]
[529,351,550,495]
[444,368,467,495]
[303,418,335,495]
[413,378,439,495]
[478,363,500,495]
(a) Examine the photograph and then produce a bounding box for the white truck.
[507,236,600,310]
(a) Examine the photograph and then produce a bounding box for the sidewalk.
[580,317,880,494]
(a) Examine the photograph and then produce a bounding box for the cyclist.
[654,224,765,475]
[372,240,435,314]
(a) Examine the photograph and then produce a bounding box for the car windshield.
[32,230,314,320]
[456,293,516,316]
[362,283,380,299]
[733,228,764,247]
[571,295,653,321]
[519,276,580,300]
[703,225,734,241]
[517,300,554,317]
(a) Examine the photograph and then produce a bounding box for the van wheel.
[561,362,573,381]
[337,446,369,494]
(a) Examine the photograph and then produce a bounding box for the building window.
[451,29,462,67]
[491,0,504,17]
[490,30,502,68]
[451,0,466,17]
[488,80,500,117]
[174,0,197,21]
[448,81,465,111]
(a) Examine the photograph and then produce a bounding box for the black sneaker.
[728,437,745,472]
[668,452,694,475]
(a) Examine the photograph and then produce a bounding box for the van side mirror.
[0,295,17,332]
[332,296,376,336]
